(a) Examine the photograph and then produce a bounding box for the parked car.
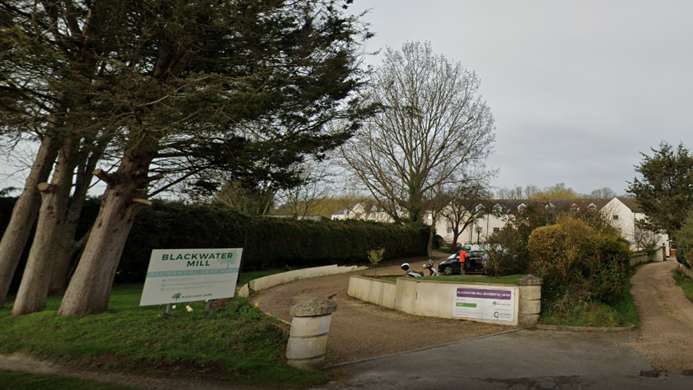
[438,249,485,275]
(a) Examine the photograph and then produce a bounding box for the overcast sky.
[1,1,690,199]
[353,0,693,196]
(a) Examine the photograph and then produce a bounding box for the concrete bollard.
[517,274,543,328]
[286,297,337,370]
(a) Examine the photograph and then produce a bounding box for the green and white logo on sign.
[139,248,243,306]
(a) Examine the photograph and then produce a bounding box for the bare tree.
[589,187,616,199]
[341,41,495,223]
[214,180,277,216]
[496,186,522,200]
[442,182,492,250]
[524,185,540,199]
[276,161,332,218]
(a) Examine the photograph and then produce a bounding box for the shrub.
[484,227,527,277]
[675,210,693,269]
[527,218,593,300]
[527,217,630,305]
[367,248,385,267]
[581,233,630,304]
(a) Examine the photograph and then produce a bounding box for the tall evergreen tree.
[0,0,373,315]
[627,141,693,239]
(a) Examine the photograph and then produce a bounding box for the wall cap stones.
[290,298,337,317]
[517,274,543,286]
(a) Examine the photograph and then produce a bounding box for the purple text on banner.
[456,288,511,300]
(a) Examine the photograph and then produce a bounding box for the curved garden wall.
[348,275,543,328]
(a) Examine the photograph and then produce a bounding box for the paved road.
[316,329,692,390]
[310,260,693,390]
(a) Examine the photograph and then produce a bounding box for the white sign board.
[452,286,517,322]
[139,248,243,306]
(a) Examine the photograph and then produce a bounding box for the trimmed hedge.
[122,202,428,282]
[0,198,428,285]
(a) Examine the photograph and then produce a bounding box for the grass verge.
[539,281,639,328]
[376,274,524,284]
[673,269,693,303]
[0,284,328,389]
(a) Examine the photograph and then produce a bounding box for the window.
[447,227,453,234]
[518,203,527,212]
[493,227,500,233]
[493,204,503,218]
[613,215,619,220]
[570,203,579,214]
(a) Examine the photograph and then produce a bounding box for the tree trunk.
[427,223,435,258]
[49,146,103,294]
[12,139,79,315]
[47,223,80,295]
[58,155,149,316]
[452,231,461,251]
[0,138,58,307]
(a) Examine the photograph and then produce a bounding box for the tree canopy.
[627,141,693,238]
[0,0,373,315]
[341,41,496,223]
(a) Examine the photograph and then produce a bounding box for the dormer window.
[518,203,527,212]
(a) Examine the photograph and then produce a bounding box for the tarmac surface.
[316,330,692,390]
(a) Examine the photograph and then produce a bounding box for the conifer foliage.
[0,0,372,315]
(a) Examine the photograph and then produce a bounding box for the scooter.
[423,259,438,276]
[402,260,438,277]
[401,262,423,277]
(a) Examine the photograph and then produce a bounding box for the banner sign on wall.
[452,286,517,322]
[139,248,243,306]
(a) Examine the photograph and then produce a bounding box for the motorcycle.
[401,262,423,277]
[402,260,438,277]
[423,259,438,276]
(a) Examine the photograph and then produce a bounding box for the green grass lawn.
[376,274,524,284]
[423,274,525,285]
[1,280,326,389]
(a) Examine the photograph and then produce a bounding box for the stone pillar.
[286,298,337,370]
[517,274,543,328]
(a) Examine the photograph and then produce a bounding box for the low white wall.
[349,276,520,326]
[630,253,649,267]
[629,246,666,267]
[238,264,367,298]
[347,276,396,309]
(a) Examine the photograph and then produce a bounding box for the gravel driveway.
[626,260,693,371]
[250,254,509,366]
[254,257,693,372]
